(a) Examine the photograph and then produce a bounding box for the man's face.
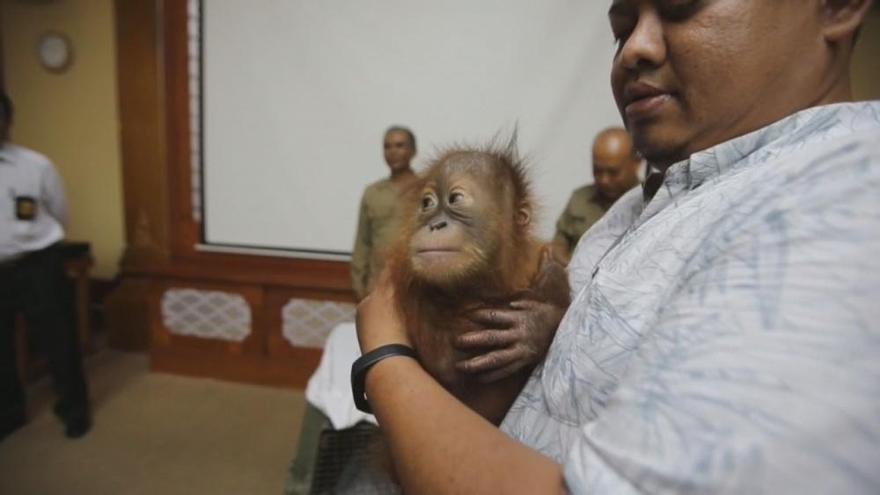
[609,0,826,167]
[593,146,640,201]
[384,131,415,173]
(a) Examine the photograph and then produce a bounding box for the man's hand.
[355,269,411,354]
[454,298,565,383]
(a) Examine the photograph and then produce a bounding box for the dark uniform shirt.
[552,185,611,255]
[351,178,405,300]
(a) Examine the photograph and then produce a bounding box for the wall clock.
[37,32,73,73]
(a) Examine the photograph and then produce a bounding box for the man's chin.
[631,129,688,168]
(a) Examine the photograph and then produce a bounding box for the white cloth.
[501,102,880,494]
[305,322,377,429]
[0,143,67,262]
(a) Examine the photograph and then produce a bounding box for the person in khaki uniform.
[351,126,418,300]
[552,127,641,263]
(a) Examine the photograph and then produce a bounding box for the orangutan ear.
[821,0,872,44]
[516,204,531,227]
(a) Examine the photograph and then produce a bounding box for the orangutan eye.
[421,195,437,210]
[448,192,464,204]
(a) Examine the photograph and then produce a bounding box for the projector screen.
[200,0,623,259]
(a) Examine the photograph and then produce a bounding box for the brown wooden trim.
[114,0,172,268]
[127,255,353,293]
[163,0,200,257]
[110,0,354,387]
[158,0,354,293]
[152,345,322,389]
[90,276,121,304]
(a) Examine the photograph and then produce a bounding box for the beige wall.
[2,0,124,279]
[853,6,880,101]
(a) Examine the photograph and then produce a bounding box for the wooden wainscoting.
[109,0,357,389]
[148,272,351,389]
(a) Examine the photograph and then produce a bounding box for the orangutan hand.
[454,298,565,383]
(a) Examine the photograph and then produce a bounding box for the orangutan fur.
[386,142,570,424]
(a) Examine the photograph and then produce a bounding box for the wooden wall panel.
[115,0,171,268]
[109,0,356,388]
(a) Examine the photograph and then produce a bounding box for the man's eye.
[609,19,634,47]
[659,0,700,21]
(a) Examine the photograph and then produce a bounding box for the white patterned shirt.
[501,102,880,494]
[0,143,68,262]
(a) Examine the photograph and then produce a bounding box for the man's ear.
[821,0,873,44]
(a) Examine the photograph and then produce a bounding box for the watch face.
[39,33,71,71]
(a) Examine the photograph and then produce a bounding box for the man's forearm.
[366,355,565,495]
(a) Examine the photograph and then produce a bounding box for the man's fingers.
[456,348,522,374]
[455,329,518,349]
[476,360,528,384]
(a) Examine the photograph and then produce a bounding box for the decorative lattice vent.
[282,299,356,349]
[161,288,251,342]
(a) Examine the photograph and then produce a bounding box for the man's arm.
[41,161,68,228]
[350,195,371,301]
[357,276,565,495]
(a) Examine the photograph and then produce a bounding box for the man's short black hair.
[385,125,417,152]
[0,91,12,123]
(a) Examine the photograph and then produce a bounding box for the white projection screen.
[200,0,623,259]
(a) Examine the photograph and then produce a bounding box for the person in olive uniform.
[552,127,641,263]
[351,126,418,301]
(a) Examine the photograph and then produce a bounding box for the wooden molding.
[109,0,355,387]
[115,0,172,269]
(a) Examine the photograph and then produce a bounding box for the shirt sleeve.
[350,193,372,301]
[41,160,69,228]
[563,156,880,493]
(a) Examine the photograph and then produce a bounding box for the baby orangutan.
[387,143,570,425]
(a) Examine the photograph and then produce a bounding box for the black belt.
[0,257,22,269]
[0,242,62,269]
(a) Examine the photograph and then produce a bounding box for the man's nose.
[618,10,666,72]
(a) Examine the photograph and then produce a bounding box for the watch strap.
[351,343,418,413]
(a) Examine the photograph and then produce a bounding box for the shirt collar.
[646,101,880,201]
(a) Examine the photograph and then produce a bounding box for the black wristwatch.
[351,344,418,413]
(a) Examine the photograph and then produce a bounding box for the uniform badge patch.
[15,196,37,220]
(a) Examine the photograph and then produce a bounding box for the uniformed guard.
[351,126,418,301]
[552,127,641,263]
[0,91,91,441]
